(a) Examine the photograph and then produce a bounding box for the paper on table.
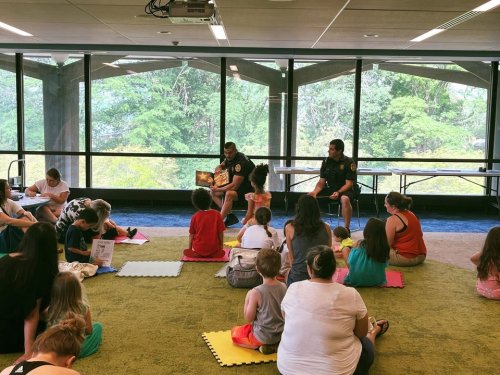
[119,238,148,245]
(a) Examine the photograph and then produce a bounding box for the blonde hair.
[89,199,111,233]
[47,272,85,327]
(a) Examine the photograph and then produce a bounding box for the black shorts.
[319,187,354,202]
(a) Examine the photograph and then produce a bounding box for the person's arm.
[243,288,260,322]
[309,177,326,197]
[0,212,34,228]
[85,307,93,335]
[40,190,69,204]
[341,246,352,268]
[385,216,397,248]
[188,233,194,250]
[15,209,36,222]
[242,199,255,225]
[24,184,38,197]
[353,313,369,339]
[214,160,226,173]
[470,251,481,266]
[285,224,295,264]
[332,179,354,200]
[324,223,333,247]
[68,247,91,256]
[14,299,42,364]
[218,231,224,250]
[236,226,246,244]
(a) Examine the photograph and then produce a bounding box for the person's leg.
[389,249,426,266]
[340,194,352,230]
[231,323,262,350]
[36,205,58,224]
[79,322,103,358]
[221,190,237,219]
[353,336,375,375]
[210,190,224,210]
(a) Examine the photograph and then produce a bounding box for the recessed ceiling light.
[363,34,379,38]
[157,31,172,34]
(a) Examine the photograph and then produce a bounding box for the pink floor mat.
[332,267,404,288]
[114,231,149,244]
[181,248,230,262]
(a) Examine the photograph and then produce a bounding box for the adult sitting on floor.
[0,222,59,363]
[24,168,70,224]
[277,245,389,375]
[55,198,135,244]
[384,191,426,266]
[0,179,37,253]
[210,142,255,227]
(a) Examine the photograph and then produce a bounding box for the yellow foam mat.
[223,240,239,248]
[202,330,277,367]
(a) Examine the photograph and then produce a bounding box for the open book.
[90,239,115,267]
[195,169,229,187]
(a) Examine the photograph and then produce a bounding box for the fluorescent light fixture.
[0,21,33,37]
[210,24,227,40]
[102,62,120,68]
[473,0,500,11]
[229,64,238,71]
[411,28,445,42]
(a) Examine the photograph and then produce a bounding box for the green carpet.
[1,237,499,375]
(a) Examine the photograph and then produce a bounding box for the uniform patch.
[340,164,345,171]
[235,164,241,173]
[351,163,357,172]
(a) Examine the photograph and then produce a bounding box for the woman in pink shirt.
[470,227,500,300]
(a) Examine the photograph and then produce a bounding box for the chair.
[325,183,361,231]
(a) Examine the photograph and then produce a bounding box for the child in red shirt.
[183,188,225,258]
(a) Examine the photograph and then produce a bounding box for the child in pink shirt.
[183,188,225,258]
[470,226,500,300]
[242,164,272,226]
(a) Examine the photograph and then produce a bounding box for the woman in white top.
[0,179,36,253]
[25,168,70,224]
[278,245,389,375]
[237,207,280,249]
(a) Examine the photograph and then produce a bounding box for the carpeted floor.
[1,234,498,375]
[110,205,499,233]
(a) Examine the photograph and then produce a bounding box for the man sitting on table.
[210,142,255,227]
[309,139,357,233]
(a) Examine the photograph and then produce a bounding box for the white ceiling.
[0,0,500,59]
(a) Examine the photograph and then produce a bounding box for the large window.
[0,54,17,152]
[91,56,221,189]
[359,62,489,195]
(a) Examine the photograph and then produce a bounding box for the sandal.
[375,319,389,338]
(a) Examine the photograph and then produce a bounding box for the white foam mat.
[117,261,183,277]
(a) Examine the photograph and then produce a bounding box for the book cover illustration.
[196,169,229,187]
[91,239,115,267]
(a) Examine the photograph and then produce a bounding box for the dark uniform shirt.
[224,152,255,196]
[319,155,357,192]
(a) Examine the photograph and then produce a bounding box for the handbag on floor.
[226,248,262,288]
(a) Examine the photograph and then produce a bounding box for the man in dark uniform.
[309,139,357,232]
[210,142,255,227]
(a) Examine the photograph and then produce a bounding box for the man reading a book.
[210,142,255,227]
[309,139,357,233]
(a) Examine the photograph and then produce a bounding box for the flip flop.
[376,320,389,337]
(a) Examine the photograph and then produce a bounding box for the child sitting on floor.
[237,207,280,249]
[342,218,390,287]
[231,248,287,354]
[183,188,225,258]
[241,164,272,226]
[470,226,500,300]
[47,272,102,358]
[65,208,103,266]
[333,226,354,257]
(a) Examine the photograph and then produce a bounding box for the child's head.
[32,314,85,366]
[333,226,350,242]
[306,245,336,279]
[48,272,83,326]
[191,188,212,210]
[256,248,281,278]
[88,199,111,232]
[255,207,273,238]
[477,226,500,280]
[362,218,390,263]
[75,208,99,230]
[249,164,269,191]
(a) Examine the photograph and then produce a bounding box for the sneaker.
[224,213,239,227]
[259,344,278,355]
[127,228,138,239]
